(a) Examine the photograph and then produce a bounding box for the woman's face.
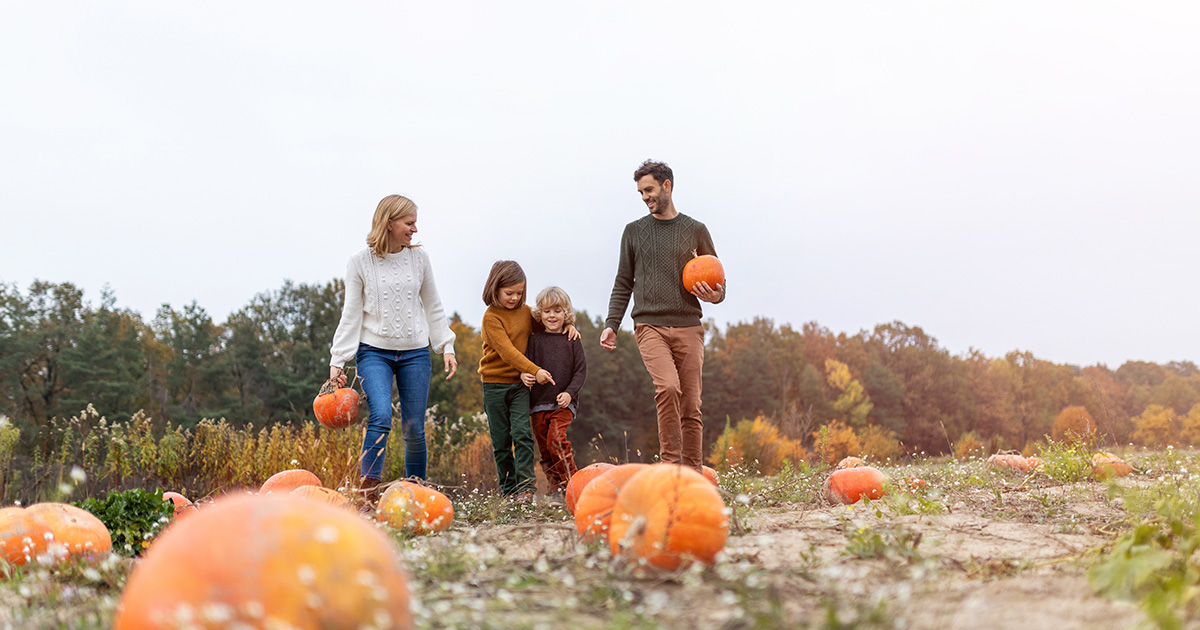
[498,283,525,310]
[387,212,418,249]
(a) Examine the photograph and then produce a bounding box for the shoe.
[513,490,536,503]
[545,489,567,506]
[359,476,383,504]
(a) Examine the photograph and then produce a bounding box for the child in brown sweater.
[478,261,577,499]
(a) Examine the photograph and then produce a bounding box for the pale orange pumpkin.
[565,462,615,516]
[26,502,112,558]
[312,379,360,429]
[574,463,651,541]
[836,456,866,469]
[260,469,322,495]
[682,252,725,292]
[376,481,454,535]
[608,465,729,570]
[0,506,52,567]
[1024,457,1043,472]
[984,451,1030,474]
[161,492,197,521]
[1092,452,1134,480]
[113,494,412,630]
[701,465,720,486]
[823,466,887,505]
[290,485,352,509]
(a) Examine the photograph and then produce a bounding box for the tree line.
[3,278,1199,467]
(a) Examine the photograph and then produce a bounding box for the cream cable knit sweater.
[329,247,456,368]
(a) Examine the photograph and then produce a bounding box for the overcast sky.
[3,2,1198,369]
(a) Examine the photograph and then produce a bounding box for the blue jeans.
[355,343,432,480]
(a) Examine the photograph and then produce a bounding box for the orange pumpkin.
[290,485,352,509]
[1024,457,1043,472]
[701,465,719,486]
[823,466,887,505]
[682,253,725,292]
[574,463,651,541]
[0,506,52,567]
[1092,452,1134,480]
[26,502,112,558]
[312,379,360,429]
[908,477,929,491]
[565,462,615,516]
[113,494,411,630]
[608,465,729,570]
[985,451,1030,474]
[161,492,197,521]
[260,469,322,495]
[836,456,866,469]
[376,481,454,535]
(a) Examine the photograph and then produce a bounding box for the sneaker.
[513,490,536,503]
[358,476,383,505]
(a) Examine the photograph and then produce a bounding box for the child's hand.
[556,392,572,408]
[520,372,536,387]
[535,369,556,386]
[565,324,580,341]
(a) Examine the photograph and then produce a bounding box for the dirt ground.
[404,478,1158,630]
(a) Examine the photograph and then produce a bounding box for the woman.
[328,194,458,497]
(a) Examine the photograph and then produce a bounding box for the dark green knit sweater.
[605,213,724,330]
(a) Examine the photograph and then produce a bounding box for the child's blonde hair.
[531,286,576,327]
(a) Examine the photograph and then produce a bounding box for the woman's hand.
[520,372,536,387]
[535,369,556,386]
[329,366,347,388]
[443,353,458,380]
[565,324,580,341]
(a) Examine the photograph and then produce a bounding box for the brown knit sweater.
[478,304,543,384]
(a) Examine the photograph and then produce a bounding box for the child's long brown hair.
[482,260,526,307]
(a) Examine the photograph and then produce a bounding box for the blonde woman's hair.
[531,286,576,327]
[366,194,420,258]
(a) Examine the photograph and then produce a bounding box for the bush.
[709,416,808,475]
[953,431,985,459]
[1131,405,1179,448]
[857,424,901,462]
[1051,406,1098,444]
[812,420,861,466]
[76,487,174,556]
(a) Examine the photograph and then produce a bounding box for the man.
[600,159,725,471]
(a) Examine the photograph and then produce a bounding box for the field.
[3,447,1198,630]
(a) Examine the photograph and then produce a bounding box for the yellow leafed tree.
[825,359,873,429]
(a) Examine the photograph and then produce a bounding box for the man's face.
[637,175,671,216]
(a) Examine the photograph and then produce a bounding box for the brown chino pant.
[634,324,705,470]
[531,407,578,490]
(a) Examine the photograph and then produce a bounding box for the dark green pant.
[482,383,536,494]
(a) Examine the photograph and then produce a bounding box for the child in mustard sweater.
[478,260,577,499]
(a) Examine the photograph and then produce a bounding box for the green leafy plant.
[75,488,175,556]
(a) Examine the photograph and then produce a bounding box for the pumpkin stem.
[318,379,338,396]
[690,248,698,258]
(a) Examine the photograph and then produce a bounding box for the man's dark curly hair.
[633,160,673,187]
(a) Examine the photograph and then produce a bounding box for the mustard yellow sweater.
[478,305,542,384]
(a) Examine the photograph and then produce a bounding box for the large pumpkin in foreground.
[608,465,729,570]
[574,463,650,542]
[823,466,887,505]
[114,494,411,630]
[0,506,53,566]
[565,463,615,516]
[376,481,454,535]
